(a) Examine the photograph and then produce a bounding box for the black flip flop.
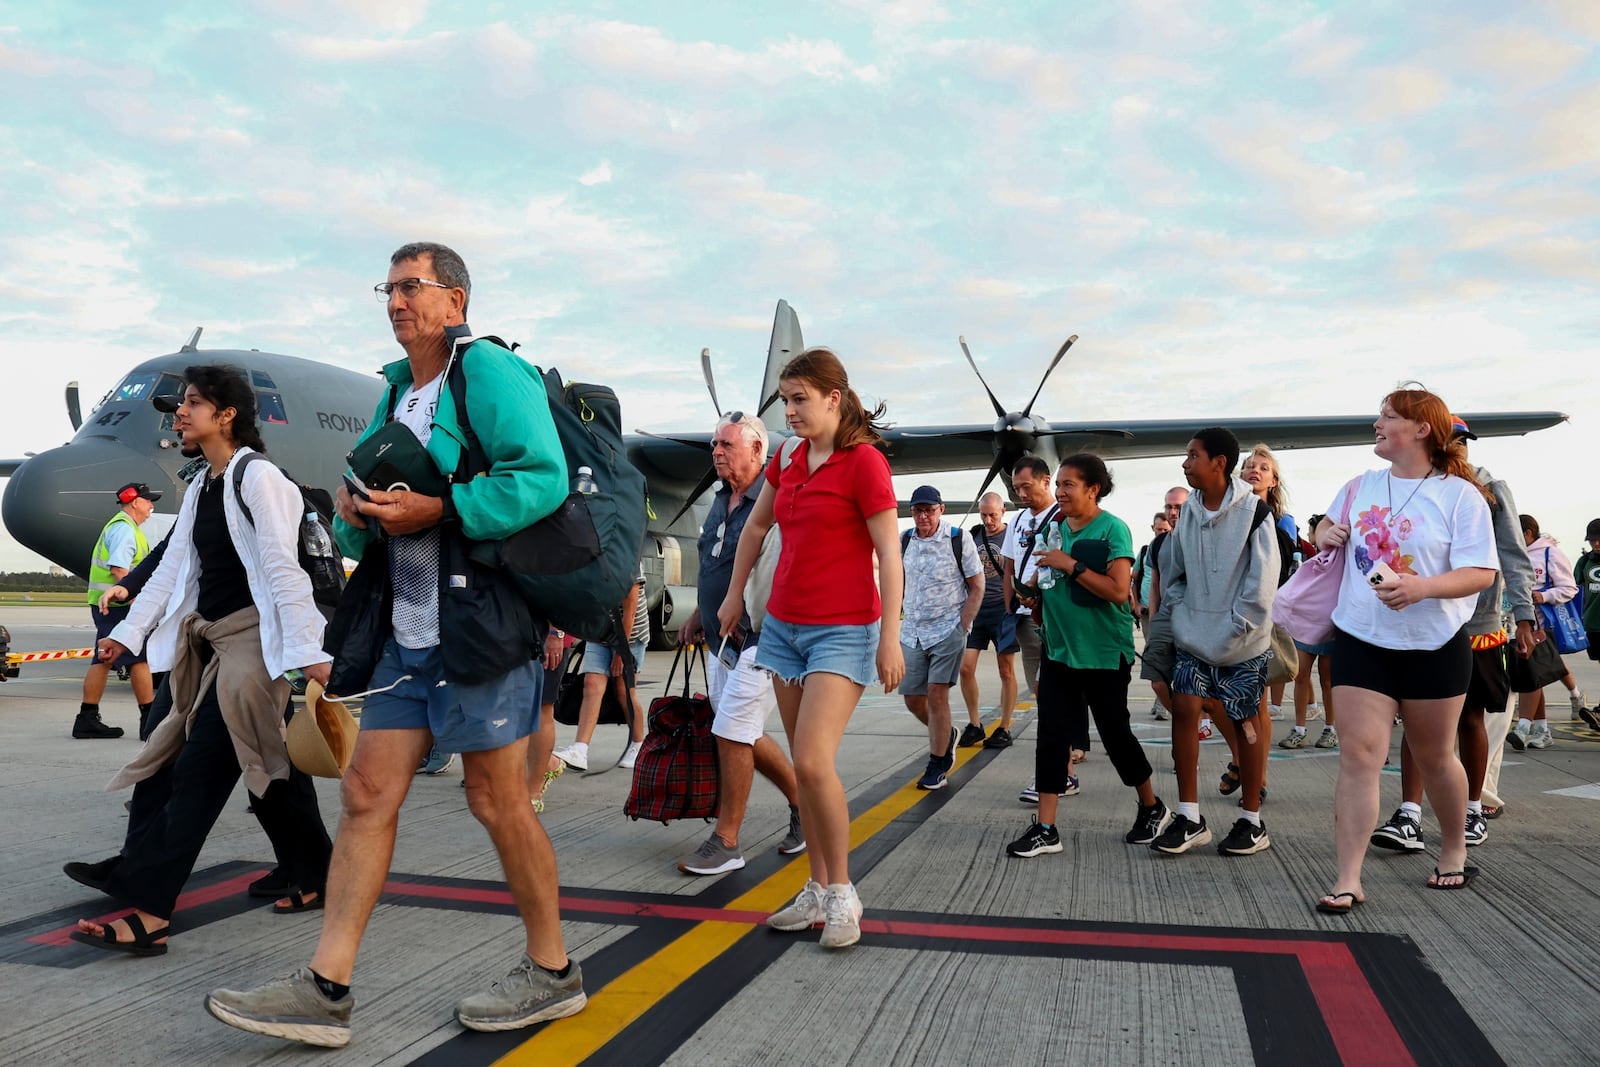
[272,890,324,914]
[1426,865,1480,891]
[69,912,168,956]
[1315,892,1363,915]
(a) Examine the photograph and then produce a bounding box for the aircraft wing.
[0,459,24,477]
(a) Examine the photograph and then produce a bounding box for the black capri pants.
[1036,656,1152,795]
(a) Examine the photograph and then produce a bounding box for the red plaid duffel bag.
[624,645,719,823]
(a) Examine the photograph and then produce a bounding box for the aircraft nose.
[2,439,176,579]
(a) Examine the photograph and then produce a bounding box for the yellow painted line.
[494,708,1031,1065]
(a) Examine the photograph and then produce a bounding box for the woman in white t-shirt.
[1312,387,1497,913]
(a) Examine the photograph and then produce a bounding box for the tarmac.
[4,604,1600,1066]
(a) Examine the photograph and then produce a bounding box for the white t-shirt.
[1330,469,1496,650]
[1001,503,1058,614]
[389,373,445,649]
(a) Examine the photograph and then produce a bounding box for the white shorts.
[708,643,778,745]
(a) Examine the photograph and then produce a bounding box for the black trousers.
[108,682,332,919]
[1035,657,1151,795]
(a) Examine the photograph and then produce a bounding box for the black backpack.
[1247,499,1299,588]
[901,527,967,569]
[448,338,649,669]
[231,451,346,620]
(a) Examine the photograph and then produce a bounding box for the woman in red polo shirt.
[718,346,903,950]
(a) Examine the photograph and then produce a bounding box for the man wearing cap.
[76,482,161,739]
[900,485,985,790]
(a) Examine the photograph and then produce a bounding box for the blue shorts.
[578,638,648,678]
[1172,649,1268,723]
[755,615,880,687]
[359,640,540,752]
[1293,638,1336,658]
[92,607,146,667]
[966,608,1020,654]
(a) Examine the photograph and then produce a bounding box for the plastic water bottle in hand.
[1036,522,1059,590]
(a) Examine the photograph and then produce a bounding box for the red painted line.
[382,881,771,926]
[29,870,268,946]
[1298,941,1417,1067]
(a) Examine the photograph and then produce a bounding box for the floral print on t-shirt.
[1354,504,1418,577]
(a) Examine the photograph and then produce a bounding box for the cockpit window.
[108,373,159,404]
[257,390,289,425]
[251,370,277,389]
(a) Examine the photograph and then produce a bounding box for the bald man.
[960,492,1020,749]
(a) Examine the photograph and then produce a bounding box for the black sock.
[541,960,573,980]
[311,970,350,1002]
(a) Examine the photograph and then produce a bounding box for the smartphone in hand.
[342,472,373,502]
[717,624,748,671]
[1367,561,1400,589]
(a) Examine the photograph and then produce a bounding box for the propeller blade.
[1033,427,1135,440]
[66,381,82,431]
[663,467,719,529]
[700,348,724,420]
[1020,334,1078,418]
[959,336,1006,419]
[634,429,713,450]
[957,458,1007,526]
[898,429,997,441]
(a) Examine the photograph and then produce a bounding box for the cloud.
[578,161,613,186]
[566,21,871,87]
[1448,23,1586,88]
[1524,85,1600,171]
[1356,64,1451,122]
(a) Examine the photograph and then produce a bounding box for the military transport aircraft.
[0,307,1566,645]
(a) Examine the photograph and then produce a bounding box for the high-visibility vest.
[87,511,150,606]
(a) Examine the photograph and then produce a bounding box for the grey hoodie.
[1165,477,1280,666]
[1467,466,1535,635]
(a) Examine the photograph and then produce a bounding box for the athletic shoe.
[1268,704,1285,720]
[1527,723,1553,749]
[1578,705,1600,732]
[552,742,590,771]
[1150,699,1169,721]
[1278,729,1307,750]
[1307,702,1324,721]
[1217,817,1271,856]
[63,855,121,895]
[1150,814,1211,854]
[417,746,455,775]
[1197,719,1215,741]
[819,884,864,949]
[959,723,987,748]
[676,834,746,875]
[1125,799,1174,845]
[1019,781,1039,804]
[768,880,826,930]
[1464,811,1488,847]
[205,968,355,1048]
[778,806,806,854]
[619,741,642,770]
[1315,726,1339,749]
[1370,808,1425,852]
[72,711,124,740]
[1005,820,1063,858]
[1571,689,1587,715]
[1506,720,1529,752]
[916,755,949,791]
[983,726,1014,749]
[1060,774,1081,797]
[456,956,587,1032]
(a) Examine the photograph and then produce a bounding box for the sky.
[2,1,1597,571]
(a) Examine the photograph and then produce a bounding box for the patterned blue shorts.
[1172,649,1268,723]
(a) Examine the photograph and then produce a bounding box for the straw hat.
[287,679,359,778]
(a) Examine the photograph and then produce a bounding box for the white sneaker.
[1149,698,1168,720]
[768,880,826,931]
[1527,723,1554,750]
[1307,702,1324,721]
[1268,704,1285,721]
[1571,689,1587,716]
[819,883,864,949]
[552,743,589,772]
[1507,719,1531,751]
[619,741,642,770]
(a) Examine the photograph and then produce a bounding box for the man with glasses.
[673,412,804,874]
[208,242,584,1047]
[959,491,1020,749]
[900,485,985,790]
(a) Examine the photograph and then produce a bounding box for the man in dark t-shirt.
[960,492,1019,749]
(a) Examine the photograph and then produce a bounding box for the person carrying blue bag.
[1507,514,1586,749]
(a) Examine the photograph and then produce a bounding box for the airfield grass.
[0,592,84,606]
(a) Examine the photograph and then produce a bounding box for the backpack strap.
[1249,497,1272,535]
[777,435,803,471]
[230,451,271,527]
[899,526,966,571]
[1015,504,1059,579]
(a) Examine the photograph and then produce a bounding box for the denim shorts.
[359,639,540,752]
[755,615,880,687]
[1172,649,1268,723]
[579,638,648,678]
[966,608,1020,654]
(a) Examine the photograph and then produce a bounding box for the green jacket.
[335,338,567,559]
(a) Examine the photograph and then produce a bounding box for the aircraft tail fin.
[756,299,802,427]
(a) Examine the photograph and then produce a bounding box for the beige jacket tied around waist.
[108,606,293,798]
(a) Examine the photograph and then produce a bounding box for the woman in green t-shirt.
[1003,452,1174,859]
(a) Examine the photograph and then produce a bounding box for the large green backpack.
[449,339,649,671]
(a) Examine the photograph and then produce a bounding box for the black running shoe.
[1005,821,1062,858]
[1150,814,1211,855]
[959,723,987,748]
[983,727,1014,750]
[1125,799,1174,845]
[1217,817,1271,856]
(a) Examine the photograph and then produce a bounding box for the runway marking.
[26,869,267,946]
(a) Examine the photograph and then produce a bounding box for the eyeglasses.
[374,278,454,301]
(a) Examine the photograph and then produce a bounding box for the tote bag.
[1536,549,1589,655]
[1271,479,1357,646]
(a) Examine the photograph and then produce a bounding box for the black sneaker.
[1217,817,1271,856]
[249,868,295,898]
[1125,799,1174,845]
[959,723,986,748]
[1577,705,1600,732]
[1370,808,1425,852]
[983,727,1014,750]
[72,711,124,739]
[1005,820,1062,858]
[1150,814,1211,854]
[1464,811,1488,847]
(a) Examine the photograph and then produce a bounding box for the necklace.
[1385,470,1432,526]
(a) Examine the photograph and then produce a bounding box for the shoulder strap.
[230,451,270,527]
[777,435,803,471]
[950,526,964,569]
[974,525,1004,572]
[1249,497,1272,535]
[1544,547,1554,591]
[446,347,485,483]
[900,529,912,554]
[1016,505,1059,576]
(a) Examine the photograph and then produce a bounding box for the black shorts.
[1462,644,1510,715]
[966,609,1020,653]
[90,607,145,668]
[1587,634,1600,663]
[1331,628,1471,702]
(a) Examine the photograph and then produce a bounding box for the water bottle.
[303,511,340,589]
[572,465,599,496]
[1036,522,1059,590]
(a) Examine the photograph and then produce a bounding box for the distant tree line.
[0,572,89,592]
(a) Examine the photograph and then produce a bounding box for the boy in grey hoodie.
[1152,427,1279,858]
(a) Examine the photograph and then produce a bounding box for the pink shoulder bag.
[1270,478,1358,645]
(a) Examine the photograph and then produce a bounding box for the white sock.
[1291,725,1306,736]
[1199,717,1213,730]
[1399,801,1423,820]
[1239,808,1261,827]
[1178,802,1200,821]
[1468,800,1483,814]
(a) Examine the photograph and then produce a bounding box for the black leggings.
[1035,657,1152,795]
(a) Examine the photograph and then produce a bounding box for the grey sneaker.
[1314,726,1339,749]
[456,956,586,1032]
[417,746,456,775]
[1278,729,1308,750]
[767,879,826,931]
[1507,719,1530,751]
[778,807,807,855]
[676,834,746,876]
[1527,723,1554,749]
[205,968,354,1048]
[819,883,863,949]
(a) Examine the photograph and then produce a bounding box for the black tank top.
[193,473,253,621]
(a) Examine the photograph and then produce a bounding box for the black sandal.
[1426,865,1480,891]
[272,890,324,914]
[1218,763,1241,795]
[69,912,168,956]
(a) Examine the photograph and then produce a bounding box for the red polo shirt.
[764,439,897,625]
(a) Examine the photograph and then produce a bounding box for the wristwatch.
[1068,561,1088,582]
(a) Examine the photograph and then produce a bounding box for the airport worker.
[75,481,161,739]
[959,491,1021,749]
[1313,387,1497,913]
[1151,427,1279,858]
[672,411,805,875]
[70,364,334,954]
[898,484,984,790]
[206,241,584,1046]
[717,345,904,951]
[1004,454,1171,859]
